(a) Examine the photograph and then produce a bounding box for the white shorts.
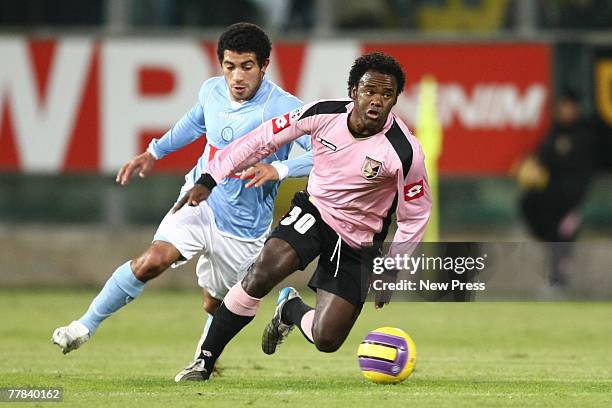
[154,200,267,300]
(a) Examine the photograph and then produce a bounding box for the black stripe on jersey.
[373,193,398,244]
[385,119,413,179]
[300,100,351,120]
[374,121,412,243]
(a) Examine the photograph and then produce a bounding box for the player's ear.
[391,86,399,106]
[350,86,357,100]
[261,58,270,74]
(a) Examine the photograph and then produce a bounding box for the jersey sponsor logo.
[272,113,291,134]
[362,156,382,179]
[404,180,425,201]
[289,106,304,122]
[217,111,245,122]
[316,136,337,151]
[272,107,303,135]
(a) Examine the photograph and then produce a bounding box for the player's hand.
[116,151,156,186]
[172,184,211,213]
[374,292,392,309]
[372,270,397,310]
[241,163,279,188]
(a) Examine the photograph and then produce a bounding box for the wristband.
[271,161,289,181]
[195,173,217,190]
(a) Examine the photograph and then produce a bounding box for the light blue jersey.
[148,77,312,239]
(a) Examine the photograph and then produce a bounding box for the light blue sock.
[78,261,145,335]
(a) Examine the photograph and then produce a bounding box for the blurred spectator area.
[0,0,105,26]
[1,0,612,32]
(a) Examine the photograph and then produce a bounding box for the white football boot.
[52,321,90,354]
[174,359,210,382]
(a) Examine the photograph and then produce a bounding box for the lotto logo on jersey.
[404,180,425,201]
[272,113,291,134]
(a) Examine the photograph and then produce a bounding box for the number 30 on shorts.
[280,206,316,234]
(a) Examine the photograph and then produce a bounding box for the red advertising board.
[0,39,550,175]
[366,43,551,174]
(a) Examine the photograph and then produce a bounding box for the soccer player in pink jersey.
[174,52,432,381]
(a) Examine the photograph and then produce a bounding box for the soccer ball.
[357,327,417,384]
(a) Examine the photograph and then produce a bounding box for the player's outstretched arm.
[374,139,432,310]
[240,133,313,188]
[117,100,206,186]
[207,104,316,183]
[116,151,156,186]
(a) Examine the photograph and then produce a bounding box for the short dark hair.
[217,22,272,67]
[347,52,406,97]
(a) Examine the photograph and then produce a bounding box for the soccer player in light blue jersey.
[52,23,313,374]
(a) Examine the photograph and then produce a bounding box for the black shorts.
[268,191,376,306]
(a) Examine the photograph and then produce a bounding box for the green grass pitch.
[1,289,611,407]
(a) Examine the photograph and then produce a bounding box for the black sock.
[281,298,314,344]
[198,302,254,372]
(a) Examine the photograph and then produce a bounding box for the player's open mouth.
[366,110,380,120]
[233,86,246,93]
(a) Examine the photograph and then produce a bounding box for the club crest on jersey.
[362,156,382,180]
[272,113,291,134]
[221,126,234,142]
[404,180,425,201]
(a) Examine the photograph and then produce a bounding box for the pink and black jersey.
[207,99,432,249]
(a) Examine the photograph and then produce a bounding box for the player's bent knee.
[203,295,221,314]
[132,255,165,282]
[312,324,345,353]
[241,259,274,298]
[132,244,178,282]
[313,334,343,353]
